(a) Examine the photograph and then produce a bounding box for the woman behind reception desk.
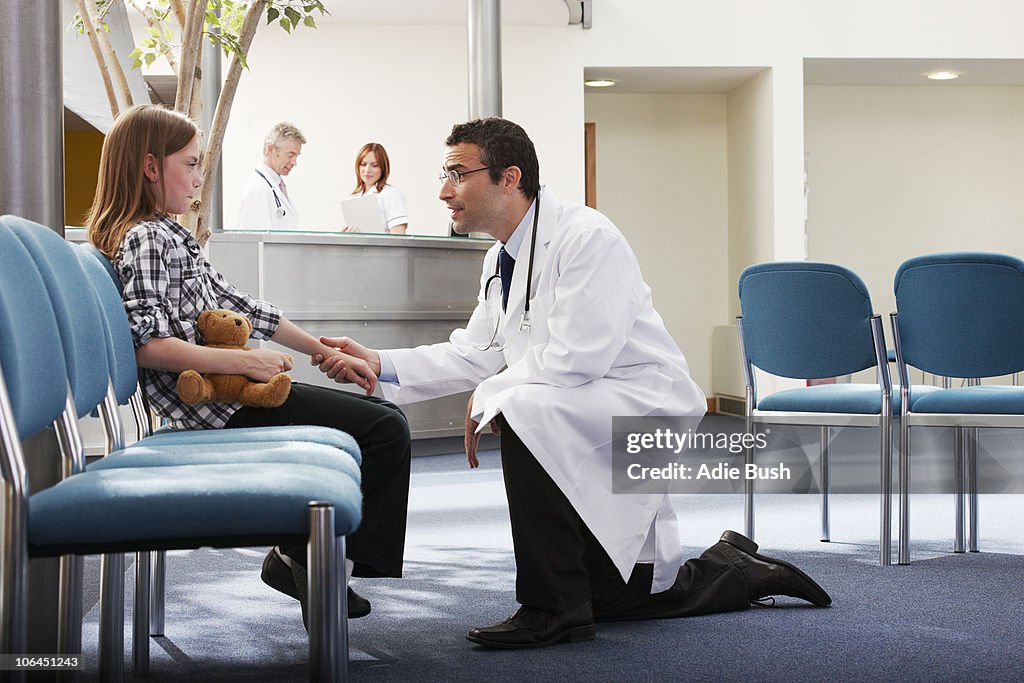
[343,142,408,234]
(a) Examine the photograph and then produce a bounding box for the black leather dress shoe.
[717,530,832,606]
[348,587,371,618]
[466,602,596,649]
[261,547,372,624]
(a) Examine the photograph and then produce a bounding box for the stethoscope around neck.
[475,194,540,350]
[255,170,287,218]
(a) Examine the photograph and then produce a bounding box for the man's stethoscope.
[255,170,287,218]
[475,194,540,351]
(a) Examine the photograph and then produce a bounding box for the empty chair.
[0,218,359,681]
[891,252,1024,564]
[738,262,937,566]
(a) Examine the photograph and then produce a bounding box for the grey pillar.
[202,14,224,232]
[467,0,502,119]
[0,0,65,232]
[0,0,67,656]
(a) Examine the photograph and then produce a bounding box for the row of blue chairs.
[737,254,1024,566]
[0,215,363,681]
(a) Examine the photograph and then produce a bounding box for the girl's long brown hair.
[87,104,199,258]
[352,142,391,195]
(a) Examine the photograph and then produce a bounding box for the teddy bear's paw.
[263,373,292,408]
[177,370,211,405]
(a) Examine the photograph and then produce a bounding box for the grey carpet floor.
[77,437,1024,681]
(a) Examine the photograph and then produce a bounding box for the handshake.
[311,336,382,395]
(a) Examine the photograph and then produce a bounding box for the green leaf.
[303,15,315,28]
[284,7,300,26]
[266,7,279,23]
[279,17,291,33]
[144,52,157,66]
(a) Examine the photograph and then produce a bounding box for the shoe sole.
[465,624,596,649]
[720,530,832,607]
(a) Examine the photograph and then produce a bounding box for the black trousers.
[227,382,411,578]
[499,415,749,617]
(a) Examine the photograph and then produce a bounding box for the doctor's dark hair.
[446,118,540,200]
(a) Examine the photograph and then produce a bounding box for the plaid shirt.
[116,216,281,430]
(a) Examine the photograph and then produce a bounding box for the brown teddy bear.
[176,309,292,408]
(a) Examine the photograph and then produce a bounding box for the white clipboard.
[341,194,387,232]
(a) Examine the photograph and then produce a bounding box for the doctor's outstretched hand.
[310,337,380,395]
[464,392,500,469]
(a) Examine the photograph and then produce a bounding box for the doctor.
[317,118,831,649]
[237,122,304,230]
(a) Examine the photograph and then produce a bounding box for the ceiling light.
[926,70,960,81]
[584,79,616,88]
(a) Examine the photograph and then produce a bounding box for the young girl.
[87,104,410,621]
[344,142,408,234]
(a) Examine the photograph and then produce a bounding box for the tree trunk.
[71,0,120,118]
[168,0,187,31]
[84,0,134,111]
[194,0,266,247]
[174,0,205,113]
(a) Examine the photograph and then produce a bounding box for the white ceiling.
[318,0,569,25]
[583,66,768,94]
[804,58,1024,86]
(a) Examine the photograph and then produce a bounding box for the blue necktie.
[499,246,515,311]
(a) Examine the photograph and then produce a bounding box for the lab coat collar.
[256,162,282,187]
[501,186,558,334]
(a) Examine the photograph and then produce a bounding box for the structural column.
[467,0,502,119]
[0,0,65,233]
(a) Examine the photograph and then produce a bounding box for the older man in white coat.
[317,118,831,649]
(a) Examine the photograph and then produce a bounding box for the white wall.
[805,85,1024,317]
[222,23,585,235]
[585,92,730,393]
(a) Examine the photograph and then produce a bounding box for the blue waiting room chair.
[0,217,360,681]
[891,252,1024,565]
[738,262,937,566]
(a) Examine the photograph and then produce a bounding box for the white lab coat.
[236,163,299,230]
[382,188,706,593]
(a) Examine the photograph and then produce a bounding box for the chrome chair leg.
[968,426,979,552]
[308,502,341,683]
[57,554,83,682]
[879,412,892,566]
[99,553,125,683]
[898,418,911,565]
[149,550,166,636]
[820,425,830,542]
[744,421,755,540]
[954,427,965,553]
[133,551,151,676]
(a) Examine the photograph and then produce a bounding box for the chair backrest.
[72,243,139,405]
[4,217,110,418]
[0,219,69,439]
[738,261,878,380]
[894,252,1024,378]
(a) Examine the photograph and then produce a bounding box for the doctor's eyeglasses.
[439,166,496,186]
[473,274,505,351]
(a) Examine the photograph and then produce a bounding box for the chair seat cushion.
[87,440,361,481]
[29,463,362,555]
[911,385,1024,414]
[758,383,942,414]
[144,425,361,464]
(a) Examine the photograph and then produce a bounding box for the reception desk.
[68,228,491,440]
